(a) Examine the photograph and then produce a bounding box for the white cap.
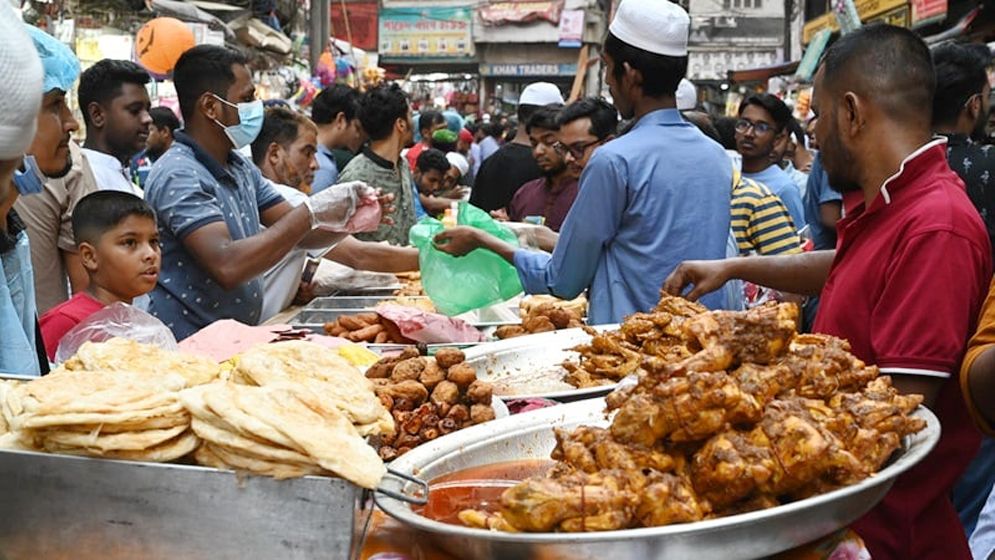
[519,82,565,107]
[609,0,690,57]
[445,152,469,177]
[0,6,43,160]
[676,79,697,110]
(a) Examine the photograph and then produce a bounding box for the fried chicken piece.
[676,303,799,373]
[499,469,643,532]
[636,471,707,527]
[523,315,556,334]
[780,334,879,398]
[653,292,708,319]
[552,426,677,473]
[458,510,519,532]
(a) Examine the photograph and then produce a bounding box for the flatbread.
[14,402,187,430]
[43,414,190,434]
[43,429,200,462]
[201,384,304,453]
[61,338,219,387]
[205,443,324,480]
[40,425,188,452]
[190,417,313,465]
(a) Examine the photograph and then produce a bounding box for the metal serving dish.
[0,448,370,560]
[305,296,432,310]
[462,325,623,402]
[291,302,520,332]
[376,398,941,560]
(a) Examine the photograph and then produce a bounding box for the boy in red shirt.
[40,191,160,360]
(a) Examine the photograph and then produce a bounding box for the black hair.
[738,93,793,131]
[251,107,310,165]
[173,45,249,121]
[359,83,409,142]
[517,104,540,126]
[932,42,989,127]
[311,84,361,125]
[714,116,739,150]
[785,117,805,145]
[78,59,151,128]
[526,105,562,134]
[418,110,445,133]
[415,148,451,174]
[72,191,156,246]
[682,111,721,143]
[558,97,619,140]
[465,122,480,135]
[149,107,180,133]
[820,23,935,124]
[484,122,505,138]
[603,31,688,98]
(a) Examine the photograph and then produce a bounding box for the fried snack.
[457,295,927,533]
[419,360,446,389]
[434,348,466,369]
[391,358,426,382]
[496,299,587,340]
[494,325,528,339]
[323,313,415,344]
[447,363,477,388]
[57,338,220,387]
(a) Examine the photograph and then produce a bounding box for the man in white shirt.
[249,107,418,319]
[77,59,152,196]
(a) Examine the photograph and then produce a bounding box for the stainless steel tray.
[292,301,521,329]
[0,448,369,560]
[462,325,623,401]
[376,398,941,560]
[305,296,432,310]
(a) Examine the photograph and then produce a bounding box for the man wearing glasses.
[434,0,732,325]
[736,93,806,228]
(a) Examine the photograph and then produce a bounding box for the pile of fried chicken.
[459,295,927,533]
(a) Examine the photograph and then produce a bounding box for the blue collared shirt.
[311,144,339,194]
[512,109,733,324]
[803,154,843,251]
[145,132,285,340]
[745,164,806,230]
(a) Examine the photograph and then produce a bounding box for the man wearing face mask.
[0,10,48,375]
[932,43,995,261]
[144,45,383,340]
[14,24,96,319]
[78,59,152,196]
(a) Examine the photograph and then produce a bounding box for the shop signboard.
[331,1,378,52]
[911,0,947,26]
[379,6,474,58]
[480,63,577,77]
[479,0,564,26]
[802,0,907,43]
[557,9,584,48]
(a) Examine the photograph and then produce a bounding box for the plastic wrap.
[54,302,177,364]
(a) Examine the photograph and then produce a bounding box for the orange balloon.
[135,17,195,76]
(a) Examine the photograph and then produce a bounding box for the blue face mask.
[13,155,46,195]
[212,95,264,150]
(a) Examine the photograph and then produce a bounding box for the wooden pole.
[568,44,590,103]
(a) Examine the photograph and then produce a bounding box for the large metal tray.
[376,398,941,560]
[0,448,369,560]
[462,325,623,401]
[293,299,522,329]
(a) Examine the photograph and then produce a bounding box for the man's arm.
[962,281,995,431]
[663,251,835,300]
[325,236,419,272]
[183,204,313,290]
[63,250,88,292]
[260,200,349,251]
[420,193,460,215]
[819,201,842,229]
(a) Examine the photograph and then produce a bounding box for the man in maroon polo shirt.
[664,24,991,559]
[493,105,579,232]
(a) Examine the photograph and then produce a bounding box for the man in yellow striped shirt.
[731,173,803,256]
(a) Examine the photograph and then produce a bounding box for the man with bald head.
[664,24,991,558]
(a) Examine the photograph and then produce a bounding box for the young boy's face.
[80,215,161,301]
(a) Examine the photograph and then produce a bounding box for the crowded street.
[0,0,994,558]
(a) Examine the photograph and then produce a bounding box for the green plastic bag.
[409,202,523,316]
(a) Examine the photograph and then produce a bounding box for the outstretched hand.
[662,260,732,302]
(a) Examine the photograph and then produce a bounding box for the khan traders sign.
[379,7,474,58]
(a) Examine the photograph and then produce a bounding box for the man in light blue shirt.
[432,0,731,324]
[736,93,806,229]
[310,84,364,193]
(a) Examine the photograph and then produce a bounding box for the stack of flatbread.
[58,338,221,387]
[231,341,394,437]
[182,381,386,488]
[0,369,198,462]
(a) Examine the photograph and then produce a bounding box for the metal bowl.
[376,398,940,560]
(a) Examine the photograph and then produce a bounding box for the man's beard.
[822,133,861,193]
[47,155,73,180]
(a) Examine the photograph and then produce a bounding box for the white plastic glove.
[303,181,375,231]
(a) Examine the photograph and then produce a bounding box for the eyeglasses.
[735,119,775,135]
[554,139,603,159]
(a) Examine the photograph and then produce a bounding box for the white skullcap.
[520,82,565,107]
[676,79,697,110]
[610,0,690,57]
[445,152,469,177]
[0,5,43,160]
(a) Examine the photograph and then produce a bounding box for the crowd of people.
[5,0,995,557]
